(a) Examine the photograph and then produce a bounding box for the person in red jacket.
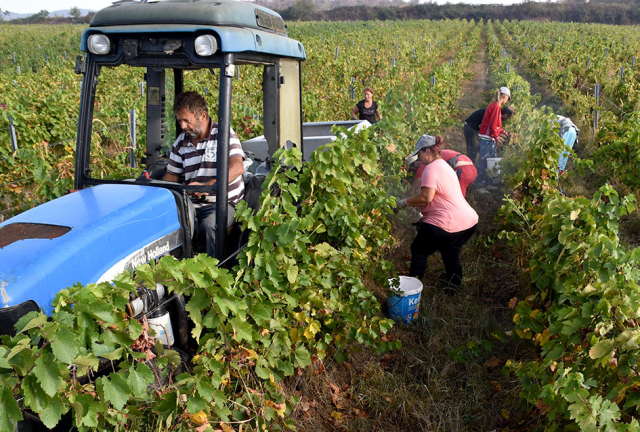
[477,87,511,185]
[407,148,477,198]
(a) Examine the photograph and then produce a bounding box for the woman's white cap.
[500,86,511,100]
[410,134,437,156]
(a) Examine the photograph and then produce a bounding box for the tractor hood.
[0,184,182,315]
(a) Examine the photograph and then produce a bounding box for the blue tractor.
[0,0,365,346]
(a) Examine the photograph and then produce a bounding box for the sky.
[2,0,523,15]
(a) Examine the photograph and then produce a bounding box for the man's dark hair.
[174,91,208,116]
[501,105,514,117]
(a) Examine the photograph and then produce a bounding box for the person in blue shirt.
[555,115,579,175]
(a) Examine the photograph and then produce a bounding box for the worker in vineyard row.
[406,147,477,198]
[463,105,514,163]
[351,87,382,124]
[396,135,478,292]
[554,115,579,175]
[477,87,512,186]
[163,91,245,257]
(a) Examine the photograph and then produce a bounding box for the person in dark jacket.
[463,105,514,163]
[351,87,382,124]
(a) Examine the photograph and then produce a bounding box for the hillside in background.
[1,9,94,21]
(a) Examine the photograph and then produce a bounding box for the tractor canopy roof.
[81,0,305,60]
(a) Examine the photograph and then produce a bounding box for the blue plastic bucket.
[387,276,423,324]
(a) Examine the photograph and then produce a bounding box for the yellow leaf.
[501,409,510,419]
[304,322,321,340]
[188,411,208,425]
[290,328,300,343]
[530,309,540,319]
[221,423,234,432]
[331,411,342,420]
[265,400,286,417]
[534,329,551,346]
[513,314,521,324]
[241,348,259,361]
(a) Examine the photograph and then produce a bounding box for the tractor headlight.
[194,35,218,56]
[87,34,111,55]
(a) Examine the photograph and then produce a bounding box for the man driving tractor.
[163,91,245,257]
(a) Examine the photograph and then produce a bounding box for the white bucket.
[148,312,175,346]
[486,157,502,176]
[387,276,424,324]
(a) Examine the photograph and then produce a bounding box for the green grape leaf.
[0,347,11,370]
[22,374,48,413]
[18,313,48,334]
[230,317,254,343]
[34,354,64,397]
[255,359,272,380]
[128,363,155,396]
[0,387,23,431]
[72,393,102,428]
[187,393,207,414]
[589,340,614,360]
[51,327,83,364]
[294,346,311,368]
[99,373,131,411]
[74,354,100,370]
[251,304,272,325]
[39,395,68,429]
[196,378,215,402]
[154,391,178,416]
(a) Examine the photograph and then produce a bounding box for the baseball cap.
[500,86,511,100]
[409,134,437,157]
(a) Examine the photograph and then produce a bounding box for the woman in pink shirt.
[396,135,479,289]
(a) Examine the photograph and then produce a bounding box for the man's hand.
[189,181,215,198]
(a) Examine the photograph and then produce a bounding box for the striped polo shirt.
[166,120,245,206]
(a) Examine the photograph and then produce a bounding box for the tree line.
[280,0,640,25]
[4,1,640,26]
[0,7,95,25]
